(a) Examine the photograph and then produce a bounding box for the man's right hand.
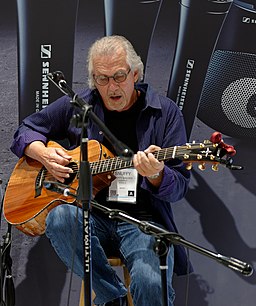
[24,141,73,183]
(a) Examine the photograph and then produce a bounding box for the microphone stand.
[75,107,93,306]
[47,71,133,306]
[43,184,254,306]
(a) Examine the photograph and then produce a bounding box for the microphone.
[47,71,65,83]
[43,181,76,198]
[217,254,253,276]
[47,71,75,97]
[114,141,134,161]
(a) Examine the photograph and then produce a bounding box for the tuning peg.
[211,164,219,171]
[197,154,203,160]
[186,162,193,170]
[198,162,206,171]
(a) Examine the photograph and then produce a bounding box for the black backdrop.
[1,1,256,305]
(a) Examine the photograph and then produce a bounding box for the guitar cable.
[0,180,15,306]
[65,202,80,306]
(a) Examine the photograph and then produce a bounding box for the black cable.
[65,202,80,306]
[0,178,6,306]
[0,224,15,306]
[184,248,190,306]
[0,180,15,306]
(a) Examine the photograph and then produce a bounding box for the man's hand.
[25,141,73,183]
[133,145,164,186]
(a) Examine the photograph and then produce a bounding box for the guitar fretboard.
[89,146,182,174]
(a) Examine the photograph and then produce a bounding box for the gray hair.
[87,35,144,89]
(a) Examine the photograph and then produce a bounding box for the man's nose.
[108,77,120,89]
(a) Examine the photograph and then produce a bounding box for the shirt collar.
[135,83,162,110]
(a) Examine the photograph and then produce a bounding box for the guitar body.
[3,140,115,236]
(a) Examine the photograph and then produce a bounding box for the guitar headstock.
[181,132,241,171]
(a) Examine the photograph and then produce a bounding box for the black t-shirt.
[94,93,154,220]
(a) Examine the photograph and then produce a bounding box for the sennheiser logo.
[242,17,256,24]
[186,59,195,69]
[39,44,52,111]
[177,59,195,110]
[41,45,52,58]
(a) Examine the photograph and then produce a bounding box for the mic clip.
[47,71,74,97]
[43,181,76,198]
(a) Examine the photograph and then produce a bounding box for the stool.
[79,257,133,306]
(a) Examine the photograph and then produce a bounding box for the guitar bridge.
[35,166,47,198]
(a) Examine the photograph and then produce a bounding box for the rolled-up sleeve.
[11,125,48,158]
[10,95,74,158]
[139,88,190,203]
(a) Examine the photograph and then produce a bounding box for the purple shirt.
[11,83,192,275]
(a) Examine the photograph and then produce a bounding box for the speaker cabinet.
[166,0,232,137]
[197,0,256,138]
[16,0,79,123]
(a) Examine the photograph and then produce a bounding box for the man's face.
[92,49,139,112]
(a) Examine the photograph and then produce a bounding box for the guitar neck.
[90,146,178,174]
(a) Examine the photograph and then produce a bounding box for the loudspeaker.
[167,0,232,138]
[197,0,256,139]
[16,0,79,123]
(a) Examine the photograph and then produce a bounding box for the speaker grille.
[197,50,256,138]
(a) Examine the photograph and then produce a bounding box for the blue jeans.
[45,205,175,305]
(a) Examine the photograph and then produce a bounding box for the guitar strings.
[42,144,215,179]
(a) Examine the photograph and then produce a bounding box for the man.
[11,35,191,306]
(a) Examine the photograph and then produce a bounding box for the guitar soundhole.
[63,162,78,185]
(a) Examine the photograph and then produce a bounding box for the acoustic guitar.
[3,132,236,236]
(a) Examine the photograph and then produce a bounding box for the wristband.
[147,172,160,179]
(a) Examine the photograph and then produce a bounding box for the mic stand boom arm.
[47,71,134,160]
[90,201,254,306]
[90,202,253,277]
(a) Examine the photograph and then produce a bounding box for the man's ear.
[133,69,139,83]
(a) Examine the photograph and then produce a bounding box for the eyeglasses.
[93,68,131,86]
